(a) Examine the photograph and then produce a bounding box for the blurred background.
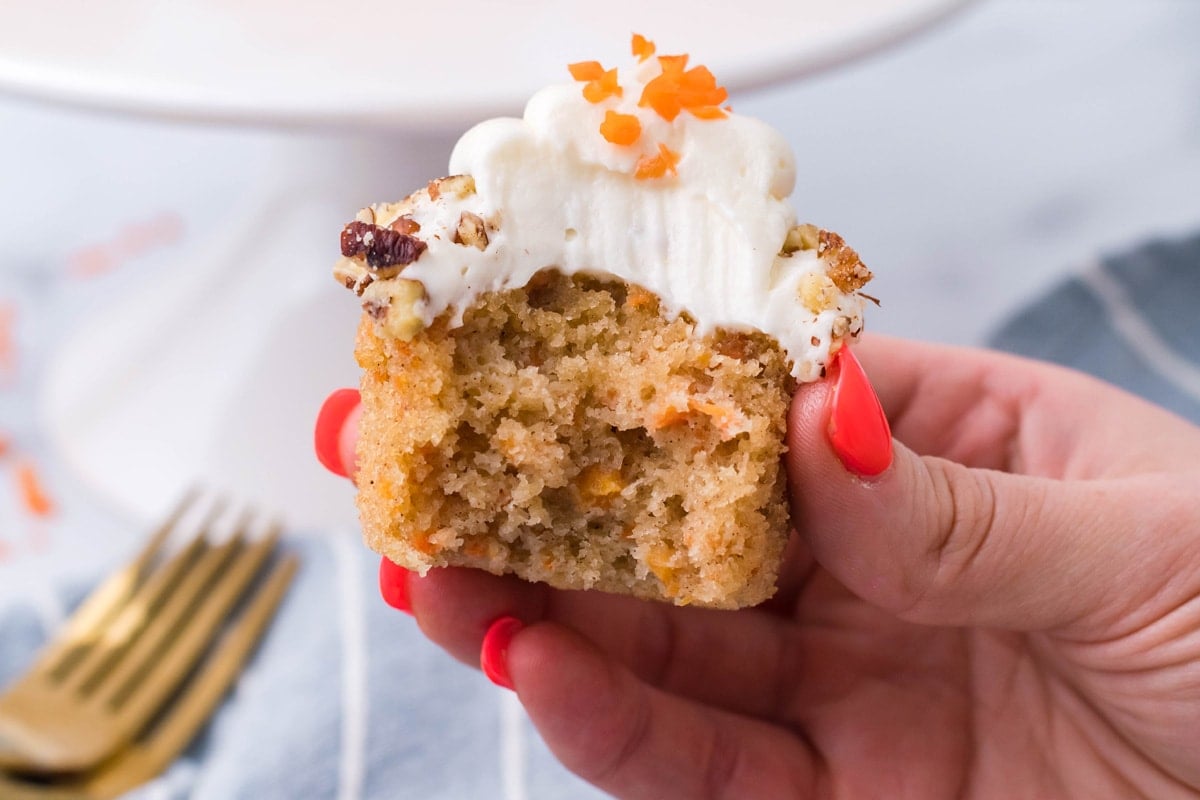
[0,1,1198,797]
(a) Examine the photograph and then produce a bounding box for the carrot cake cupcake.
[334,35,872,608]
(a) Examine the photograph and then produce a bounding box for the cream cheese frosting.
[337,48,869,381]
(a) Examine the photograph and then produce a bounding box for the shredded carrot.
[639,55,727,122]
[688,105,727,120]
[599,110,641,145]
[410,530,441,555]
[634,143,681,180]
[657,54,689,74]
[631,33,656,62]
[0,433,10,457]
[625,287,656,309]
[463,539,490,559]
[568,60,606,81]
[688,400,750,440]
[16,461,53,517]
[581,68,622,103]
[650,403,690,429]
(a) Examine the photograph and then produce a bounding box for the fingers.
[506,621,820,800]
[408,566,807,722]
[789,346,1200,633]
[850,335,1200,475]
[315,388,361,479]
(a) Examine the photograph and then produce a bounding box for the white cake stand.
[2,0,971,529]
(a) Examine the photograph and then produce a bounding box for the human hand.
[316,336,1200,798]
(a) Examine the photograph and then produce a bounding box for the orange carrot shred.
[634,143,681,180]
[631,33,656,62]
[0,433,10,458]
[657,54,689,74]
[16,461,53,517]
[568,61,606,81]
[688,105,727,120]
[581,68,622,103]
[599,110,642,145]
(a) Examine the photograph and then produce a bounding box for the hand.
[317,336,1200,798]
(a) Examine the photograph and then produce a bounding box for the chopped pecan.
[390,215,421,234]
[426,174,477,202]
[340,221,427,274]
[817,230,872,293]
[453,211,489,250]
[781,223,820,256]
[361,279,426,339]
[333,256,374,295]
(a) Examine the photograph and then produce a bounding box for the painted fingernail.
[481,616,524,691]
[828,347,893,477]
[379,557,412,615]
[315,388,360,478]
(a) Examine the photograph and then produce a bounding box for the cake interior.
[354,270,795,607]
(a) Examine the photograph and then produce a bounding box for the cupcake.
[334,36,872,608]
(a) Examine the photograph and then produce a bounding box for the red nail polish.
[379,558,412,615]
[481,616,524,691]
[315,388,360,478]
[828,347,893,477]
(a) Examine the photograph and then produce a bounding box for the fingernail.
[315,388,360,478]
[379,557,412,615]
[828,347,893,477]
[481,616,524,691]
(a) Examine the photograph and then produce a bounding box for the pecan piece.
[817,230,872,293]
[781,223,820,256]
[361,278,426,340]
[453,211,489,250]
[340,221,427,274]
[390,215,421,234]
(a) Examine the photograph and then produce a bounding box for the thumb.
[788,346,1176,633]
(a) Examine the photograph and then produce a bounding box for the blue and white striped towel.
[2,231,1199,799]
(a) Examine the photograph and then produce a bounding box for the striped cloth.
[1,231,1198,799]
[992,231,1200,424]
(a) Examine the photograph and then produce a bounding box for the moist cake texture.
[336,37,872,607]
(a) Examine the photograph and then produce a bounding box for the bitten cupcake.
[334,35,872,608]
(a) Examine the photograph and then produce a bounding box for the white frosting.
[385,58,864,381]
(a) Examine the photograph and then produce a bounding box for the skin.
[338,335,1200,799]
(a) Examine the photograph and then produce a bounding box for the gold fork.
[0,548,298,799]
[0,491,297,776]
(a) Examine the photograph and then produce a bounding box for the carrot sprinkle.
[0,433,10,458]
[688,105,727,120]
[568,61,606,81]
[599,110,642,145]
[657,54,689,74]
[581,68,622,103]
[631,33,656,62]
[16,461,53,517]
[639,55,727,122]
[634,143,681,180]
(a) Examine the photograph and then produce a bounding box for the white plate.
[0,0,971,129]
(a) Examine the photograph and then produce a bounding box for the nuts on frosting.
[454,212,490,251]
[361,279,426,340]
[332,38,873,382]
[340,221,427,276]
[799,272,839,314]
[428,175,477,202]
[816,230,872,293]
